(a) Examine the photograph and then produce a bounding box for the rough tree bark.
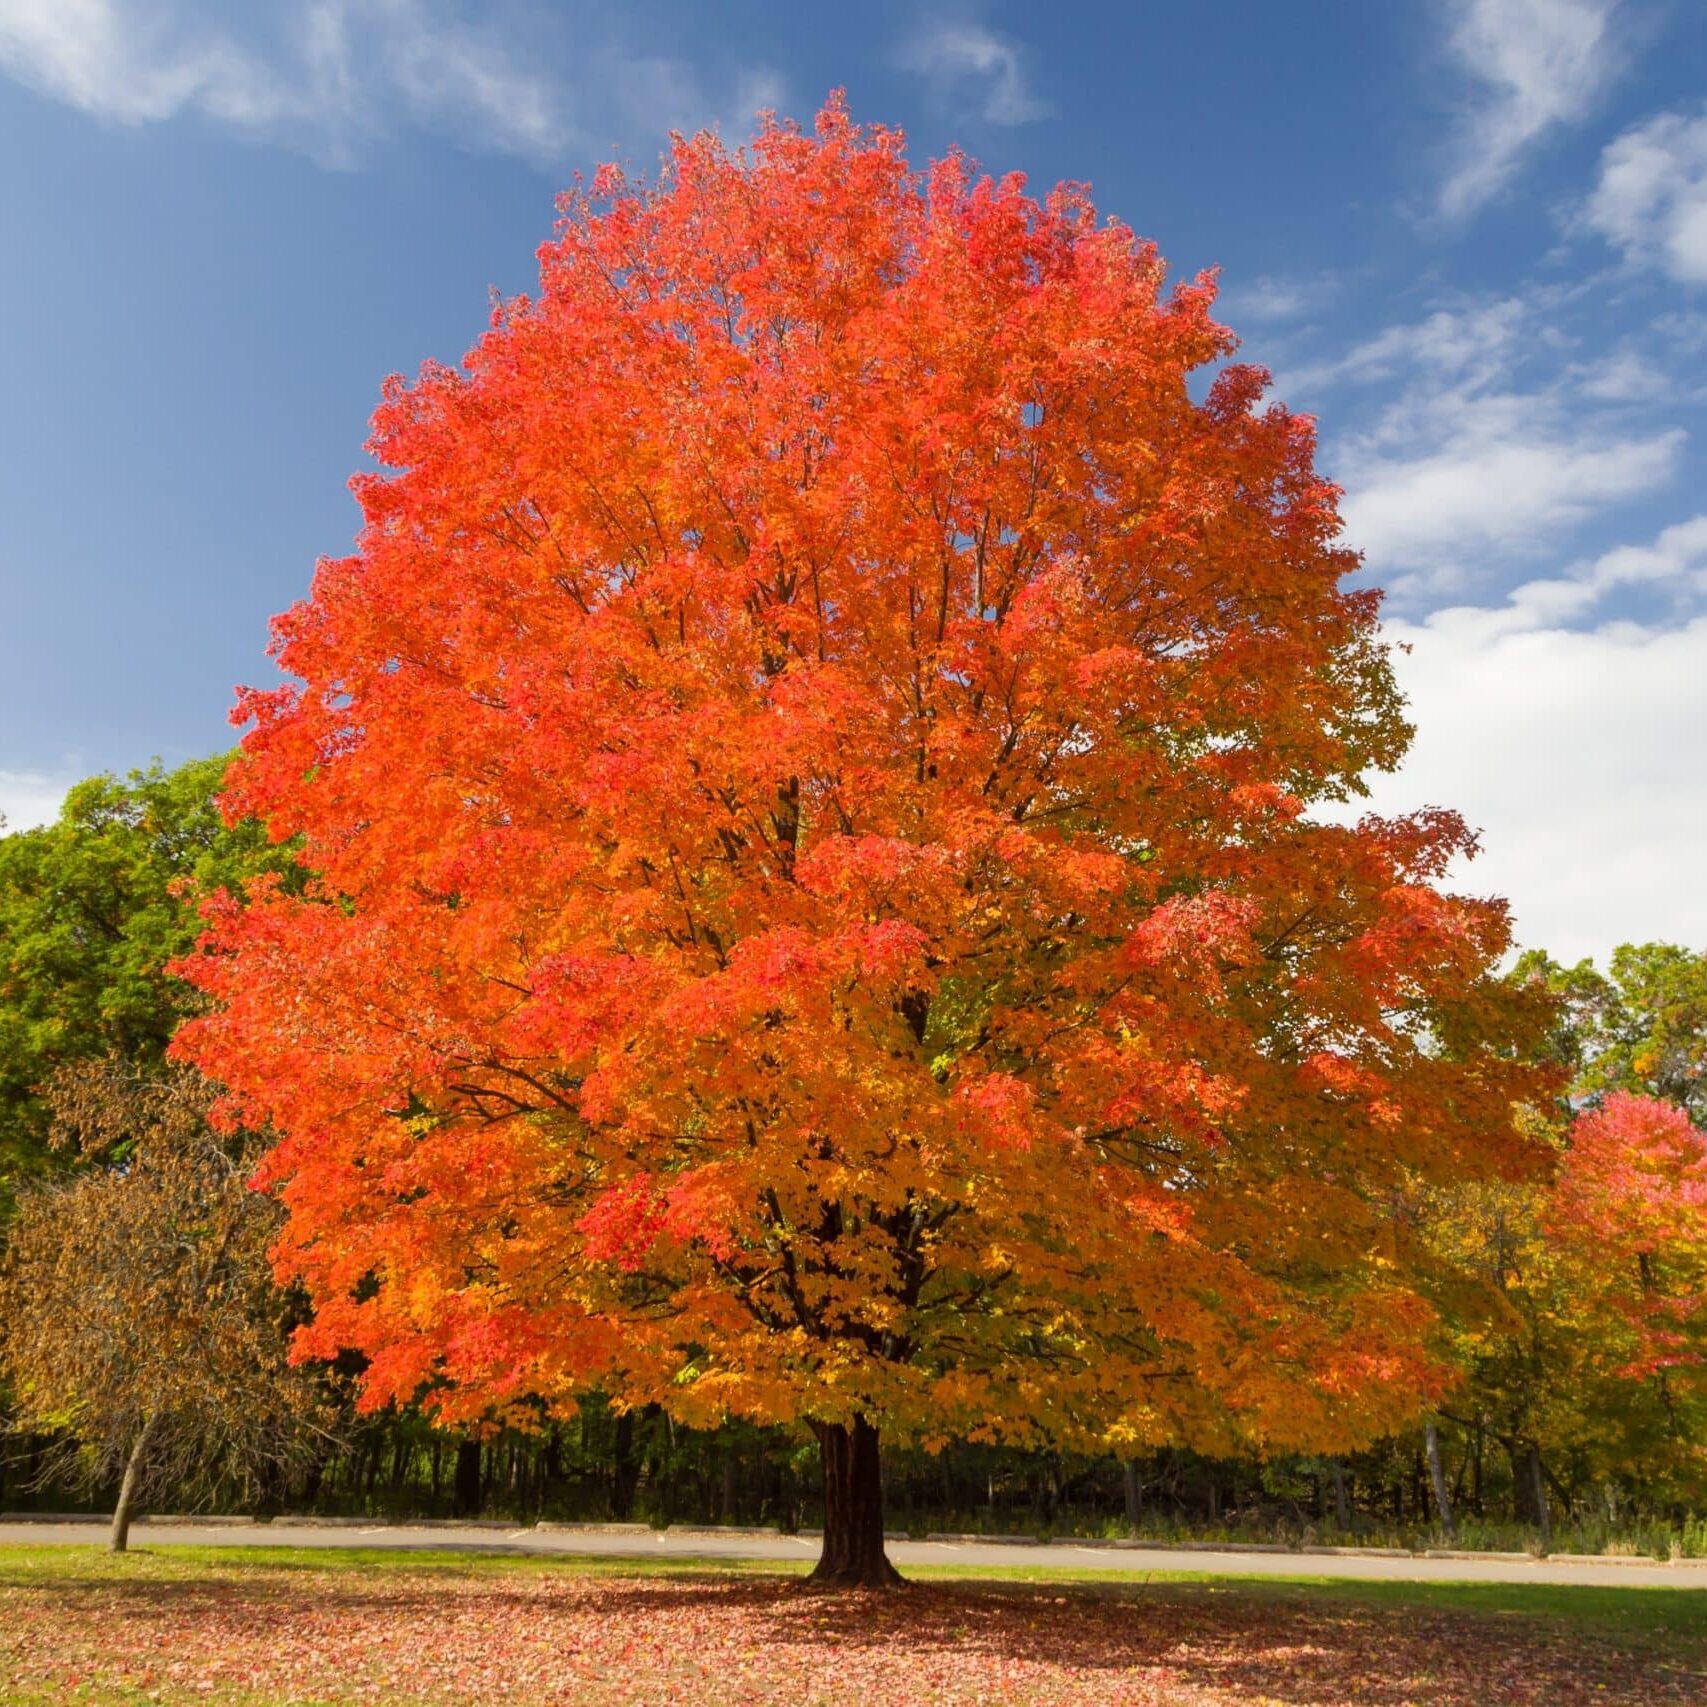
[1528,1443,1552,1547]
[1331,1459,1351,1533]
[810,1417,901,1587]
[110,1414,156,1554]
[1324,1454,1351,1536]
[1424,1420,1456,1541]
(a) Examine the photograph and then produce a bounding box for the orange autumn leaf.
[174,98,1554,1472]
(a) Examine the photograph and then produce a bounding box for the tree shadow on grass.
[758,1577,1705,1705]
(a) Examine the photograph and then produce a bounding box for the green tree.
[1513,944,1707,1119]
[0,755,291,1182]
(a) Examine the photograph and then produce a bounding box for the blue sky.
[1,1,1704,963]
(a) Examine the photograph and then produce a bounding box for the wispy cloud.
[897,16,1047,126]
[0,0,783,167]
[1440,511,1707,635]
[1435,0,1619,220]
[1568,341,1675,402]
[336,1,574,162]
[1583,102,1707,285]
[0,0,294,128]
[1339,396,1681,585]
[1216,272,1344,330]
[1288,297,1528,395]
[1284,279,1686,595]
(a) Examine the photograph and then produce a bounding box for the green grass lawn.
[4,1544,1700,1633]
[0,1544,1702,1704]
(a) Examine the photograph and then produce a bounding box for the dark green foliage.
[0,756,294,1182]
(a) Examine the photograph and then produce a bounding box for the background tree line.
[2,756,1704,1553]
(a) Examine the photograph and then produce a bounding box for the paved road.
[4,1520,1707,1588]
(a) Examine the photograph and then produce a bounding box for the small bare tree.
[0,1060,336,1549]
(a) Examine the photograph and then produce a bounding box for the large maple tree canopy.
[177,99,1549,1456]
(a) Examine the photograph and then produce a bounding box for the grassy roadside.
[3,1542,1704,1635]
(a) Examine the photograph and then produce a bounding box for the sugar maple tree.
[1547,1094,1707,1472]
[176,100,1550,1584]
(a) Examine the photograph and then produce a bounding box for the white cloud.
[0,0,290,127]
[1223,280,1306,325]
[0,0,782,166]
[1442,512,1707,634]
[1274,275,1694,594]
[1288,298,1527,396]
[1359,524,1707,963]
[0,769,70,832]
[1569,342,1671,401]
[380,7,571,161]
[897,17,1047,126]
[1337,389,1682,581]
[1436,0,1618,220]
[1217,272,1346,331]
[1584,103,1707,285]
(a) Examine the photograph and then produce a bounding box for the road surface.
[4,1520,1706,1588]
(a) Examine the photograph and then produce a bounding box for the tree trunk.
[721,1442,739,1524]
[810,1417,900,1587]
[1528,1444,1552,1548]
[1424,1421,1455,1541]
[1122,1460,1141,1532]
[453,1436,482,1517]
[110,1416,156,1554]
[1331,1460,1351,1533]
